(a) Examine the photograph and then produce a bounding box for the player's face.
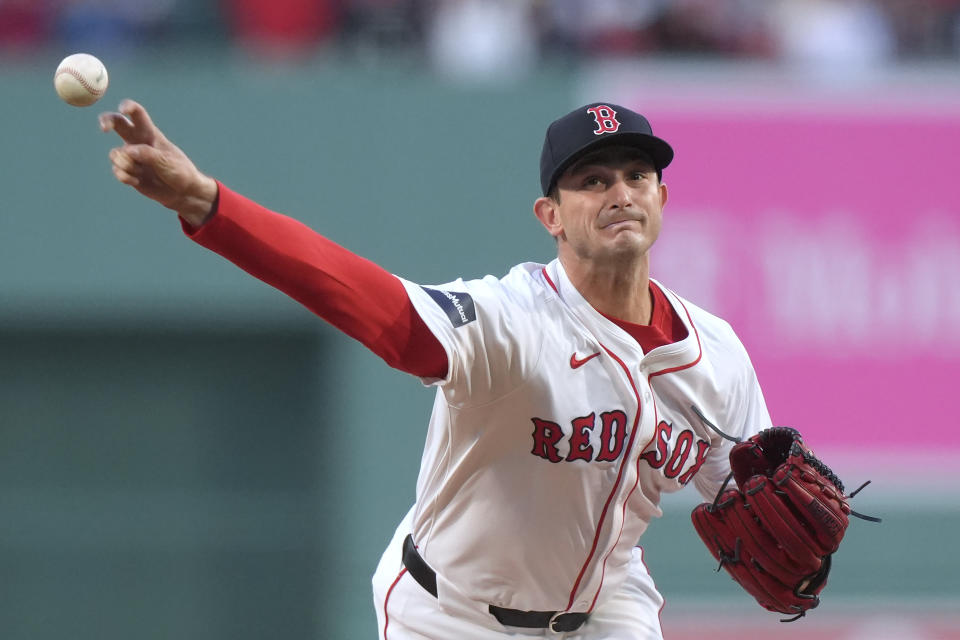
[536,147,668,266]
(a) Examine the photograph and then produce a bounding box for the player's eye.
[583,176,603,188]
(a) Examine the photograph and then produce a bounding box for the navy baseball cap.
[539,102,674,195]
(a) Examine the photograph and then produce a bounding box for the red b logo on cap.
[587,105,621,135]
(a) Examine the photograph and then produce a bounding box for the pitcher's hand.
[100,99,218,227]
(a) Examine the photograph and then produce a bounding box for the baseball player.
[100,100,775,639]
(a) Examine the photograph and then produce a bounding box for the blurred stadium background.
[1,1,958,638]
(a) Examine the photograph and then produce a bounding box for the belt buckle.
[547,611,572,633]
[549,612,565,633]
[549,611,587,633]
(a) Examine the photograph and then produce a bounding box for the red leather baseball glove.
[691,427,875,620]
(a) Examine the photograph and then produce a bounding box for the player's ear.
[533,196,563,238]
[659,181,668,210]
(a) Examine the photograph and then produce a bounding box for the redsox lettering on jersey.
[531,408,711,488]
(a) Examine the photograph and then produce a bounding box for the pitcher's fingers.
[118,100,160,141]
[109,147,141,174]
[100,111,146,144]
[112,164,141,187]
[99,111,133,135]
[98,100,156,144]
[122,143,166,168]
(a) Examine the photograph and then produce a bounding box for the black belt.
[401,534,590,633]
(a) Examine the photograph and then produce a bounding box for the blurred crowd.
[2,0,959,75]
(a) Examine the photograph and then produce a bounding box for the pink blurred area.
[635,96,960,456]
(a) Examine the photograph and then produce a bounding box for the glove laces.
[691,405,883,523]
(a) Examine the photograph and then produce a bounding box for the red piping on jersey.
[585,383,661,613]
[565,343,643,612]
[585,359,676,612]
[647,295,702,378]
[382,567,407,639]
[581,298,700,610]
[582,299,702,609]
[580,298,701,610]
[542,267,559,294]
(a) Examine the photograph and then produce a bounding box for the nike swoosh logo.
[570,352,601,369]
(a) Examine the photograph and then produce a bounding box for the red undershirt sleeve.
[180,182,448,380]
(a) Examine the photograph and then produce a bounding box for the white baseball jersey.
[387,257,772,621]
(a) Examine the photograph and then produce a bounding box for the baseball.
[54,53,109,107]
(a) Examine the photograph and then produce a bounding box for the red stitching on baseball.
[56,67,105,96]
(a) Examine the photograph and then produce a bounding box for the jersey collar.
[543,259,699,364]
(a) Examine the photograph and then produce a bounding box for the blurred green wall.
[1,56,955,639]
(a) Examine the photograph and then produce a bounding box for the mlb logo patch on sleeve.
[422,287,476,328]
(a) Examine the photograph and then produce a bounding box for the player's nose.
[608,177,634,208]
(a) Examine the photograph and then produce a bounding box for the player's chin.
[600,233,652,258]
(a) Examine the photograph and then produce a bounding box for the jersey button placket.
[638,367,652,403]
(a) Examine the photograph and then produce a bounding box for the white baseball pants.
[372,511,665,640]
